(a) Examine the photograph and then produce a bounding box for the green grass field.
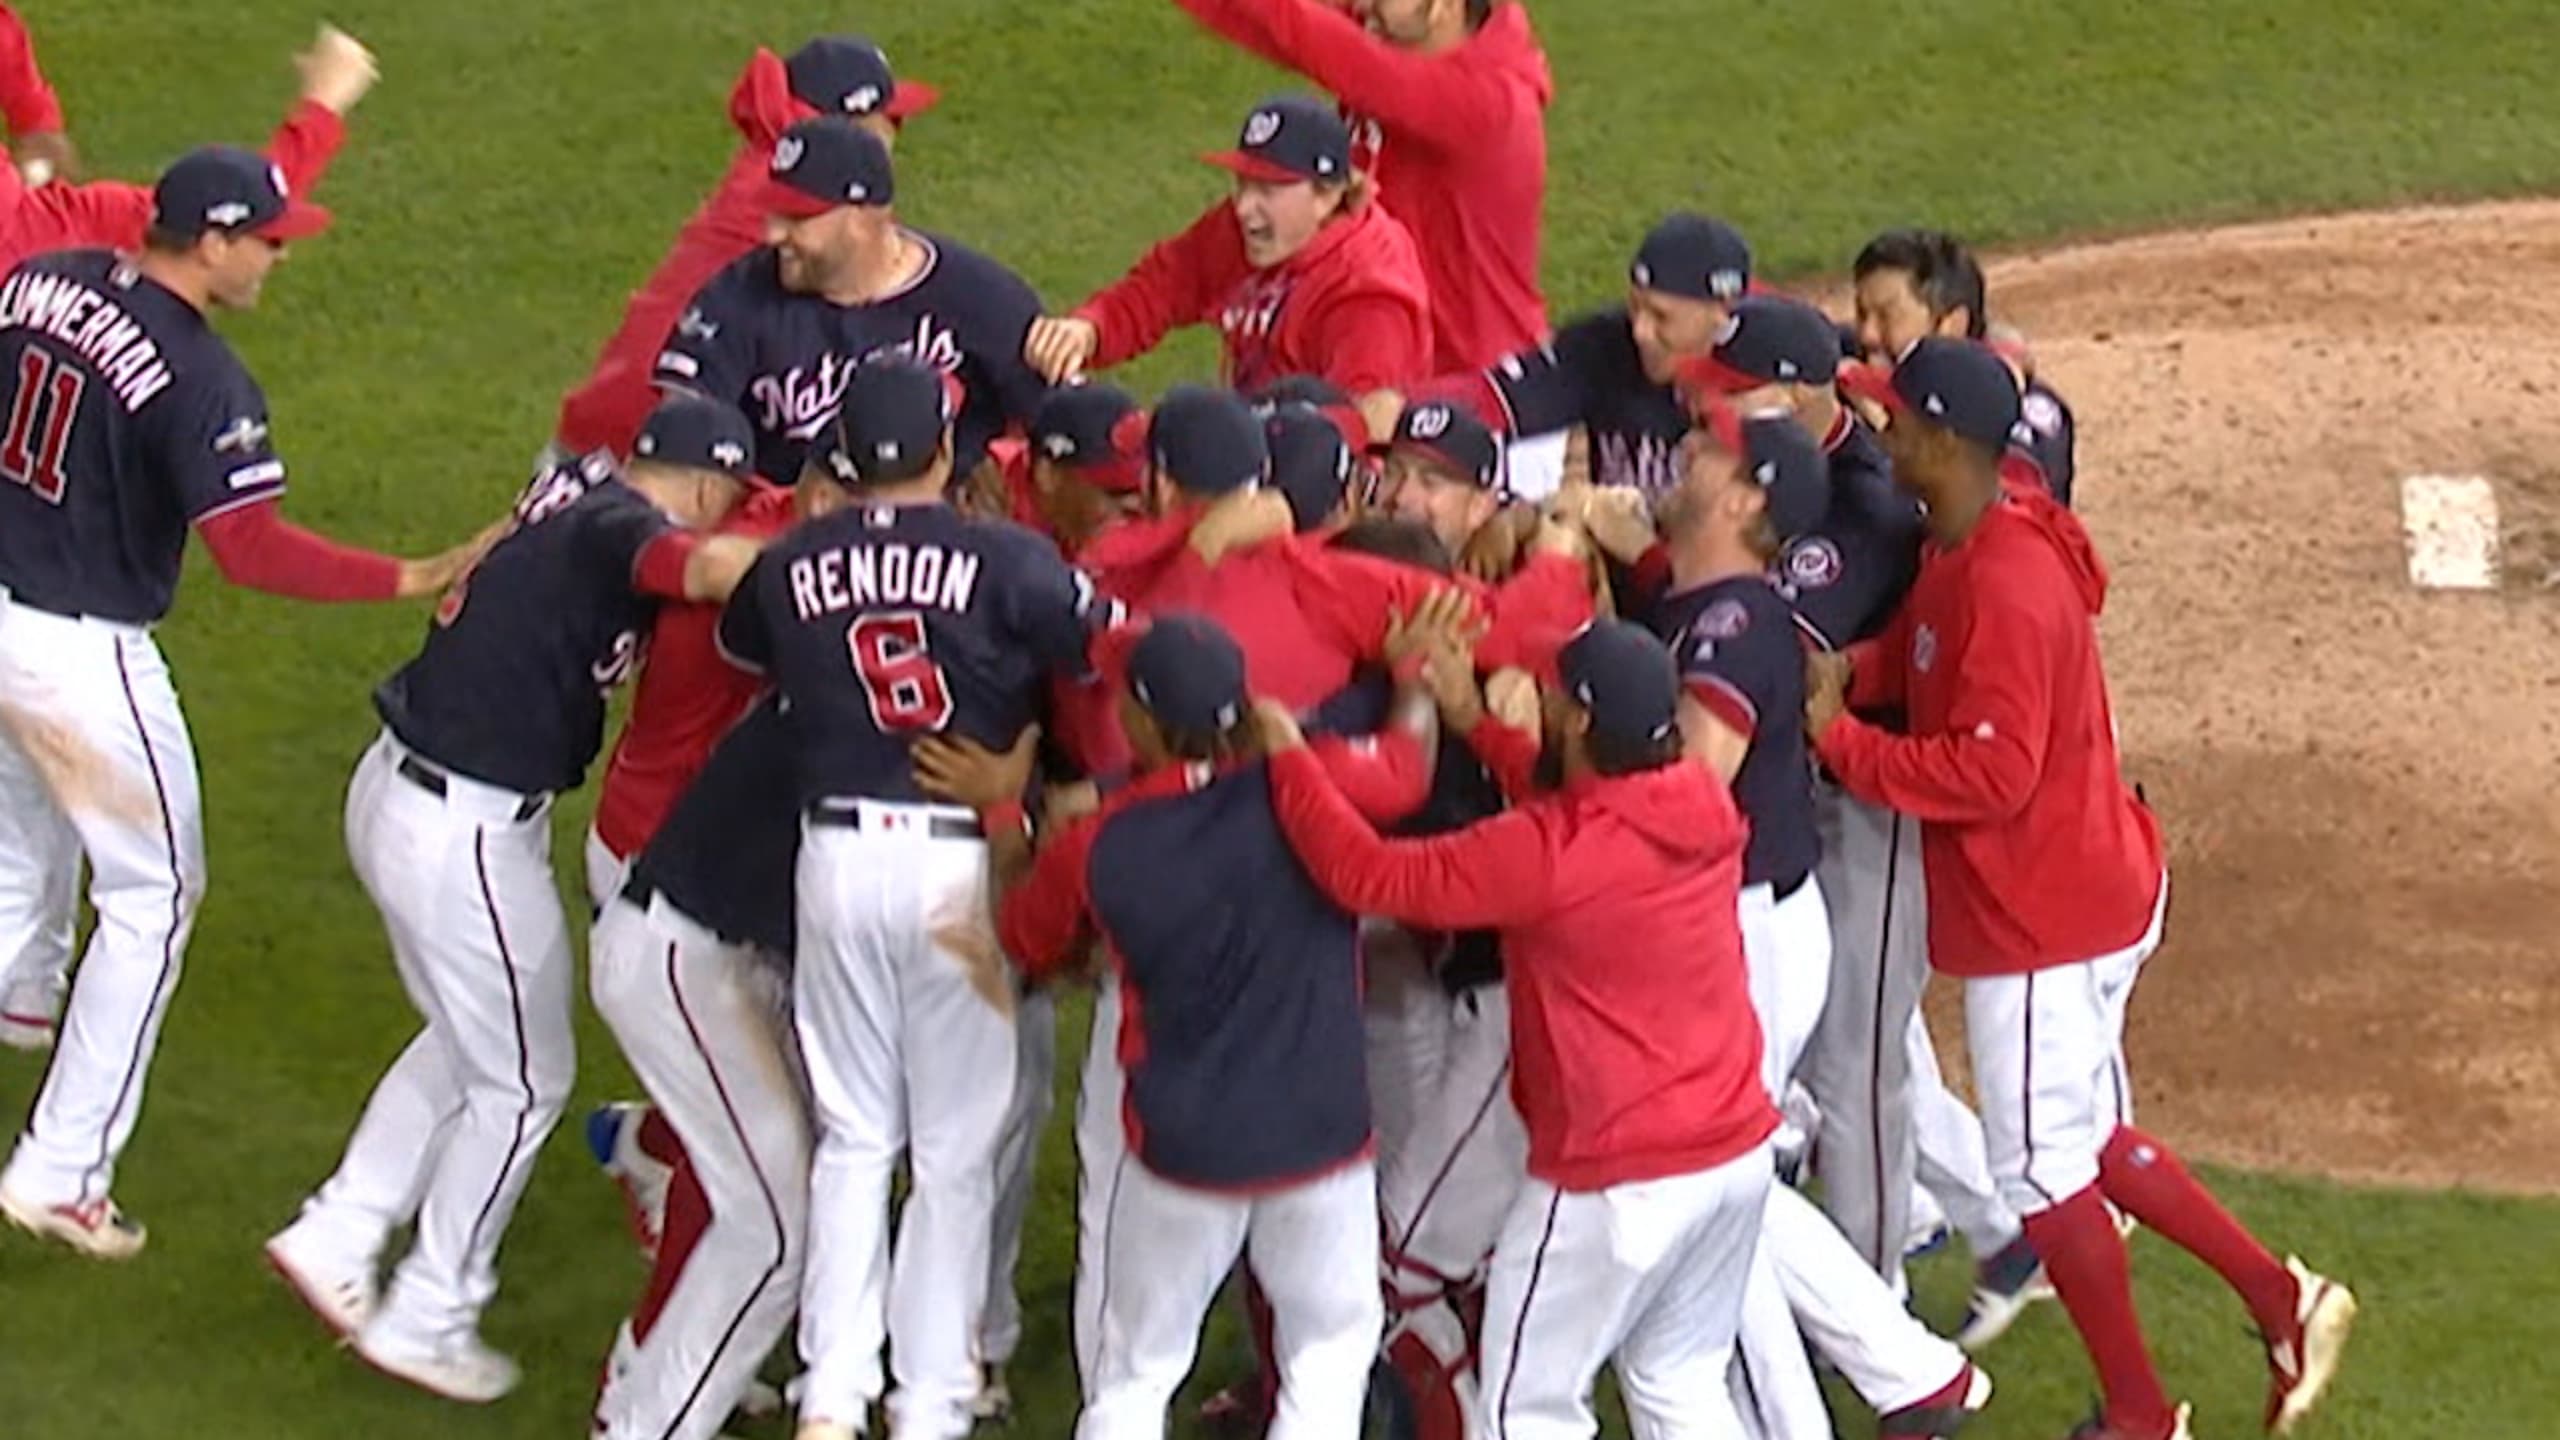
[4,0,2558,1435]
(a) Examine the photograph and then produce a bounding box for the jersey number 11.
[2,346,84,505]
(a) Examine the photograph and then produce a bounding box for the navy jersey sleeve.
[715,553,778,673]
[954,251,1049,428]
[584,487,677,587]
[654,259,762,406]
[2018,383,2077,507]
[1674,594,1789,737]
[1486,310,1626,438]
[157,362,286,523]
[997,529,1115,677]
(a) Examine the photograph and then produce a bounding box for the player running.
[0,147,489,1255]
[1820,339,2356,1440]
[264,397,762,1401]
[713,356,1120,1440]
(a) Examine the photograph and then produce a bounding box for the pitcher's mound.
[1987,201,2560,1193]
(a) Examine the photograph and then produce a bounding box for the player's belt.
[805,798,984,840]
[396,754,547,823]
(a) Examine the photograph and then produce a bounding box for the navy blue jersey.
[1090,764,1368,1189]
[626,697,798,956]
[375,460,672,795]
[1780,417,1924,652]
[1650,576,1817,888]
[716,502,1110,807]
[654,233,1046,485]
[2015,378,2077,507]
[0,250,283,623]
[1486,309,1691,498]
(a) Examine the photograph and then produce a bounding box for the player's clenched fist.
[297,23,380,117]
[1023,316,1098,384]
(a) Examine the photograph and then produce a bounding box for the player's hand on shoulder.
[397,517,508,600]
[913,725,1043,813]
[1189,489,1292,567]
[1024,317,1099,384]
[1804,650,1852,737]
[1457,504,1532,582]
[13,130,78,187]
[1483,666,1539,734]
[1570,485,1657,566]
[1251,698,1307,755]
[298,23,380,117]
[683,533,765,603]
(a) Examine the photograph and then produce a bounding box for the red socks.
[2099,1125,2297,1331]
[2021,1184,2175,1435]
[636,1107,687,1167]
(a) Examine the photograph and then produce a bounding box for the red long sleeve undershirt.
[196,499,403,601]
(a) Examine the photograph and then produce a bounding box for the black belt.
[805,799,982,840]
[3,592,93,622]
[396,754,547,823]
[1770,871,1811,902]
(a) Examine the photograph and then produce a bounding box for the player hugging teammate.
[0,8,2362,1440]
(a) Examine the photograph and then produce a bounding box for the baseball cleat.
[1955,1234,2055,1351]
[1904,1222,1955,1262]
[0,1184,146,1260]
[263,1226,379,1341]
[2263,1257,2357,1434]
[1881,1361,1992,1436]
[353,1322,521,1404]
[970,1362,1012,1422]
[586,1101,673,1259]
[2062,1401,2192,1440]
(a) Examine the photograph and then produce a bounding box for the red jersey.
[1075,198,1431,397]
[0,5,63,139]
[1173,0,1551,372]
[0,100,345,273]
[1269,748,1774,1191]
[591,484,797,858]
[1816,489,2165,977]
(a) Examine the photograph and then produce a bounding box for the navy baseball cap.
[1695,403,1830,543]
[1148,385,1269,496]
[1128,613,1249,737]
[634,394,757,481]
[761,116,895,218]
[1392,399,1502,491]
[785,35,938,120]
[1031,384,1147,494]
[1554,619,1682,750]
[152,145,329,241]
[1837,337,2023,451]
[1631,213,1751,303]
[1679,295,1849,396]
[1205,95,1351,186]
[820,356,952,486]
[1264,402,1356,530]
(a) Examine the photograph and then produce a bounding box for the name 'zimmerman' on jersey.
[715,500,1116,806]
[374,457,675,796]
[0,250,278,623]
[654,237,1048,488]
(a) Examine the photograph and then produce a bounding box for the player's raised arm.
[0,2,72,183]
[266,24,377,199]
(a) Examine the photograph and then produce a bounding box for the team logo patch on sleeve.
[1694,597,1751,640]
[1783,537,1842,588]
[2022,390,2063,436]
[212,417,270,454]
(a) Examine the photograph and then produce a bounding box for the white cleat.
[971,1363,1013,1422]
[2266,1257,2358,1435]
[264,1225,379,1341]
[353,1322,521,1404]
[0,1183,146,1260]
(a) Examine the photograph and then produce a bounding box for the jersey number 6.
[850,610,955,732]
[2,346,84,505]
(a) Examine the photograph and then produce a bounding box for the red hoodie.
[1074,196,1431,397]
[1268,748,1774,1191]
[553,48,813,457]
[1816,488,2165,977]
[0,5,63,139]
[1174,0,1551,372]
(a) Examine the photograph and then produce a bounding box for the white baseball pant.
[1907,1009,2019,1259]
[983,983,1057,1372]
[1076,1155,1383,1439]
[1073,971,1126,1392]
[0,599,204,1210]
[1476,1146,1772,1439]
[590,890,809,1440]
[285,730,573,1350]
[585,822,632,916]
[1368,929,1527,1306]
[0,747,76,1034]
[1967,876,2168,1218]
[792,803,1014,1440]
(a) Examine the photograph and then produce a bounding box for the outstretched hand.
[912,725,1043,814]
[298,23,380,116]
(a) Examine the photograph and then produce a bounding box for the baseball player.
[1022,96,1432,407]
[1820,339,2357,1440]
[0,23,373,276]
[1391,212,1757,501]
[713,356,1119,1440]
[1378,396,1509,558]
[918,611,1438,1438]
[264,397,762,1401]
[553,33,937,463]
[656,115,1048,489]
[1645,406,1989,1438]
[0,23,381,1049]
[980,382,1149,554]
[1260,399,1360,533]
[0,148,489,1256]
[1265,617,1774,1439]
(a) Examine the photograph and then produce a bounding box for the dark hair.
[1852,228,1988,338]
[1157,715,1258,764]
[1328,515,1455,576]
[143,224,202,256]
[1586,727,1683,777]
[1466,0,1495,26]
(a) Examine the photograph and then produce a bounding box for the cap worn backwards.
[1556,618,1682,749]
[152,145,331,242]
[1203,95,1352,186]
[1148,385,1270,496]
[634,394,759,481]
[761,116,897,219]
[1263,402,1356,530]
[1696,403,1830,543]
[785,34,940,120]
[1631,212,1752,304]
[821,355,952,486]
[1836,336,2023,452]
[1128,613,1250,737]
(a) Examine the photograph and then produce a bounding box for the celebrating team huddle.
[0,4,2362,1440]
